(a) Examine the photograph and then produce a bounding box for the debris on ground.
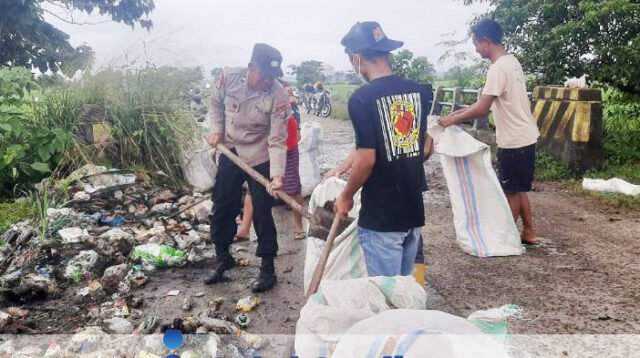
[582,177,640,196]
[5,307,29,319]
[234,313,250,328]
[182,297,194,311]
[0,162,227,334]
[0,311,12,331]
[100,264,129,294]
[103,317,134,334]
[131,244,186,269]
[235,296,260,313]
[209,297,224,311]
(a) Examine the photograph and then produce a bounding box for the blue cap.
[340,22,403,54]
[250,43,284,78]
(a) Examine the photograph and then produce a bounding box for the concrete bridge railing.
[429,85,603,172]
[430,86,491,129]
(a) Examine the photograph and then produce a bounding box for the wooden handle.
[305,214,342,298]
[215,144,314,220]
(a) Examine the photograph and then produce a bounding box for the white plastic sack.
[295,276,427,358]
[67,164,137,194]
[582,178,640,197]
[427,116,524,257]
[183,139,217,193]
[298,121,322,197]
[303,177,366,294]
[332,310,509,358]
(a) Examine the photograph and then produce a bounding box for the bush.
[535,151,575,181]
[0,68,71,197]
[0,66,204,198]
[599,85,640,165]
[69,66,203,185]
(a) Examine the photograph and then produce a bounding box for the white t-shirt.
[483,54,540,149]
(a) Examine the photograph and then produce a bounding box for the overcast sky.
[45,0,491,74]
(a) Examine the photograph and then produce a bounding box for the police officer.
[206,43,291,292]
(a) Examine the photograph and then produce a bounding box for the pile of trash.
[0,291,271,357]
[0,328,269,357]
[0,164,218,333]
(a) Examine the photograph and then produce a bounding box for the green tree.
[459,0,640,94]
[391,49,436,84]
[288,60,325,85]
[0,0,154,76]
[408,56,436,84]
[390,49,414,79]
[437,32,488,87]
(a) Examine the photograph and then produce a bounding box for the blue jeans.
[357,227,421,277]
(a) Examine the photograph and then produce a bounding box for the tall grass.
[34,66,203,186]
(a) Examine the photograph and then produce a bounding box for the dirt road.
[23,114,640,341]
[311,114,640,335]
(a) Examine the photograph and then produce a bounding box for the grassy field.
[326,80,454,121]
[325,84,357,121]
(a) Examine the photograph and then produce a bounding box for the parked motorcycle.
[305,90,332,118]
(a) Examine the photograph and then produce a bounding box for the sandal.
[521,229,539,245]
[294,231,307,240]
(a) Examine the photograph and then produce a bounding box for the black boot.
[251,258,277,293]
[204,251,236,284]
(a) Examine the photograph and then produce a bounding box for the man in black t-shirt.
[335,21,433,277]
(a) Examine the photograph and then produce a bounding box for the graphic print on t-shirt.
[375,93,422,162]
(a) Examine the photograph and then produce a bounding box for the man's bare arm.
[439,94,495,127]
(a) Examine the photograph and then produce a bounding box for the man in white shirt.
[439,19,540,245]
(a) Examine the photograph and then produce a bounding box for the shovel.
[214,145,351,295]
[214,144,352,231]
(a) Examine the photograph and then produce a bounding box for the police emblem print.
[376,93,423,162]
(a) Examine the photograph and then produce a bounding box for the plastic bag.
[427,116,524,257]
[131,244,186,268]
[183,141,217,193]
[582,178,640,196]
[299,121,323,197]
[304,177,365,293]
[236,296,260,312]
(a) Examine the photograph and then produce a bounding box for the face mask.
[353,55,368,84]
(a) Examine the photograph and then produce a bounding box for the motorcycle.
[310,90,332,118]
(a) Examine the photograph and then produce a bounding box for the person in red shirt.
[236,81,306,240]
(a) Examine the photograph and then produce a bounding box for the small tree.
[391,49,436,84]
[288,60,325,85]
[390,49,414,79]
[408,56,436,84]
[437,32,488,87]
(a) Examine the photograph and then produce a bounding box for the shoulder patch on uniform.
[275,101,287,113]
[216,72,226,89]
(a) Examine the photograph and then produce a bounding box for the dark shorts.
[496,143,536,193]
[283,148,302,196]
